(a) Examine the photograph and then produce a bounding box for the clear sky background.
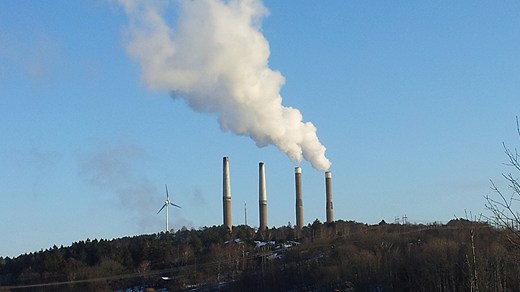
[1,0,520,257]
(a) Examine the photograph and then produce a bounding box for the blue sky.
[1,0,520,257]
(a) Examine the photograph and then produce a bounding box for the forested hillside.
[1,219,519,291]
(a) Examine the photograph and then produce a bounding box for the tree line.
[1,219,520,291]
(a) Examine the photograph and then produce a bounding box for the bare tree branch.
[485,118,520,247]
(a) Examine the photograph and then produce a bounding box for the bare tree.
[485,117,520,247]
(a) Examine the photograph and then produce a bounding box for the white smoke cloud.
[119,0,331,171]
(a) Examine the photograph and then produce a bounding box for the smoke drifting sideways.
[119,0,331,171]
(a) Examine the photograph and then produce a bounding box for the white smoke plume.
[119,0,331,171]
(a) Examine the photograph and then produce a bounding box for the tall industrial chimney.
[258,162,268,232]
[295,167,304,230]
[223,156,232,232]
[325,171,334,223]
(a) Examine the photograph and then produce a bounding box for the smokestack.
[259,162,268,232]
[325,171,334,223]
[295,167,304,230]
[223,157,232,232]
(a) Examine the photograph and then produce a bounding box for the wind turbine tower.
[157,184,181,232]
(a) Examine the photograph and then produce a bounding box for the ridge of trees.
[1,219,520,291]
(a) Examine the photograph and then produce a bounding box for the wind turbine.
[157,184,181,232]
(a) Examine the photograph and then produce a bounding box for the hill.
[1,219,519,291]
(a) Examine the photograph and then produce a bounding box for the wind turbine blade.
[157,204,166,214]
[165,184,169,200]
[170,202,181,209]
